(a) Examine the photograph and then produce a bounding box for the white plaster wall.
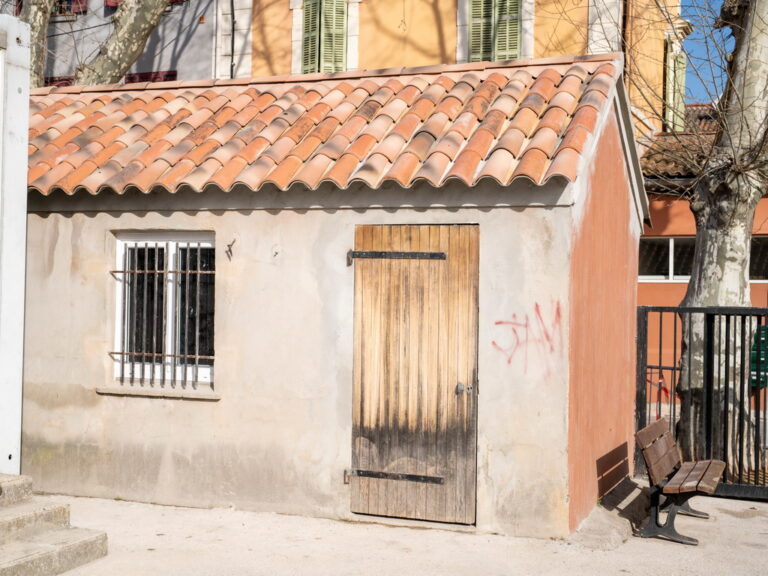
[0,15,29,475]
[22,181,573,536]
[588,0,622,54]
[216,0,253,79]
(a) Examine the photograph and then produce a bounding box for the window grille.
[111,234,215,390]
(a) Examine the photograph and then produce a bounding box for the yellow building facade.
[250,0,687,134]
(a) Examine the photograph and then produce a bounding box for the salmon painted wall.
[568,112,639,531]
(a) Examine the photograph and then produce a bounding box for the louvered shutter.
[672,51,687,132]
[319,0,347,73]
[302,0,320,74]
[469,0,493,62]
[664,39,686,132]
[493,0,520,60]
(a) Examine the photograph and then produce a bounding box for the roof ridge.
[30,54,623,97]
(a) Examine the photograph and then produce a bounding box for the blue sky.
[683,0,733,103]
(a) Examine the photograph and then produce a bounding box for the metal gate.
[636,306,768,500]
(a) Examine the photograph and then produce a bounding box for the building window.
[640,236,768,282]
[302,0,347,73]
[112,233,215,390]
[664,37,687,132]
[124,70,178,84]
[50,0,87,21]
[468,0,520,62]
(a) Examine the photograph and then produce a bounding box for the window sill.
[96,385,220,401]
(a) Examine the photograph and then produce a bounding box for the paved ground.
[39,493,768,576]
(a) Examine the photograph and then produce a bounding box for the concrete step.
[0,474,33,507]
[0,526,107,576]
[0,499,70,544]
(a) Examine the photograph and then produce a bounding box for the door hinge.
[347,250,446,266]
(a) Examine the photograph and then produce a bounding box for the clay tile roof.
[28,54,624,195]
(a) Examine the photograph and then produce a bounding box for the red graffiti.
[492,301,563,374]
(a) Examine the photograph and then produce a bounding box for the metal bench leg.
[638,488,699,546]
[675,499,709,519]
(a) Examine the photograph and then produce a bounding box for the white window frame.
[456,0,534,63]
[112,231,215,387]
[638,237,692,283]
[639,236,768,284]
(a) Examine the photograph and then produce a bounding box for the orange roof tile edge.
[29,54,625,197]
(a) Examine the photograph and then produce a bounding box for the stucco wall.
[23,182,574,537]
[45,0,215,81]
[567,112,640,530]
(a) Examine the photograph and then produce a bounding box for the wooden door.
[350,224,479,524]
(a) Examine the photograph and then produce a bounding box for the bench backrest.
[636,418,682,486]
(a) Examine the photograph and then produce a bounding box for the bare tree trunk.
[678,0,768,465]
[20,0,57,88]
[75,0,170,85]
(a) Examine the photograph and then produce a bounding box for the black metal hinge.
[343,469,444,485]
[347,250,446,266]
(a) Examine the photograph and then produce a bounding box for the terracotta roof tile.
[28,56,621,195]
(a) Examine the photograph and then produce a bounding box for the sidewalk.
[40,493,767,576]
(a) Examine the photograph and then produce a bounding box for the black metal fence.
[636,306,768,500]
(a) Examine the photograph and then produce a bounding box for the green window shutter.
[319,0,347,73]
[493,0,520,61]
[673,51,687,132]
[469,0,493,62]
[302,0,320,74]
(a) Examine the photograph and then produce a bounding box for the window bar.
[184,246,191,388]
[131,246,139,386]
[161,242,168,389]
[140,243,149,385]
[119,245,129,385]
[172,245,179,389]
[151,245,159,387]
[194,243,201,388]
[739,314,747,484]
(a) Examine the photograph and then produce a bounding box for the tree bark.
[74,0,170,85]
[678,0,768,463]
[20,0,57,88]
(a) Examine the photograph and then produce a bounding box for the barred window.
[112,233,215,391]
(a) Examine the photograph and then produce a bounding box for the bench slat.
[636,418,670,449]
[698,460,725,494]
[647,441,682,486]
[680,460,710,493]
[663,461,695,494]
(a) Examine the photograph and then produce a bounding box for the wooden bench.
[635,418,725,545]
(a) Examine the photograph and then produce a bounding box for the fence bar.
[635,307,649,475]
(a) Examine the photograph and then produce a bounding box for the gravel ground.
[39,492,768,576]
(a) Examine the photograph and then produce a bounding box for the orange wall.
[251,0,294,77]
[534,0,588,58]
[568,113,638,531]
[358,0,458,69]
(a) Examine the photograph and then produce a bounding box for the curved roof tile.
[28,56,622,196]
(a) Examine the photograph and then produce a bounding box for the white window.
[112,232,215,390]
[638,237,694,282]
[640,236,768,283]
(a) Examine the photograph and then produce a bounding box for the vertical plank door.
[351,224,479,524]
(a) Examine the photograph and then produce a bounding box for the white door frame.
[0,16,30,475]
